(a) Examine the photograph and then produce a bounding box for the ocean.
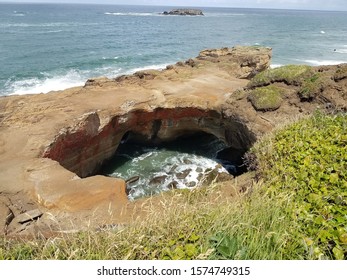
[1,3,347,96]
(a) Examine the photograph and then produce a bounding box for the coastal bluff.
[1,46,346,237]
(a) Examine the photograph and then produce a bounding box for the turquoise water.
[1,3,347,96]
[100,134,235,200]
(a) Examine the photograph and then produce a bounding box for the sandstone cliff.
[0,46,346,237]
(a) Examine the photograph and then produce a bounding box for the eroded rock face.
[0,46,272,235]
[42,108,255,178]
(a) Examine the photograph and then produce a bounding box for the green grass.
[1,112,346,260]
[0,184,298,260]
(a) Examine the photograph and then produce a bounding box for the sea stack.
[163,9,204,16]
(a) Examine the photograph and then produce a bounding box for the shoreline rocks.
[163,9,204,16]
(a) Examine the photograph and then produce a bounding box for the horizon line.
[0,1,346,13]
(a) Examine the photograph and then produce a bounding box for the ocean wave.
[125,63,169,74]
[6,70,86,95]
[270,64,283,68]
[303,59,347,66]
[334,49,347,54]
[3,62,170,96]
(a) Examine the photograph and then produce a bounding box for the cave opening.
[99,131,248,200]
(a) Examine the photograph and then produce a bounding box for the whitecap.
[270,64,283,68]
[304,59,346,66]
[126,63,169,74]
[334,49,347,54]
[320,30,326,34]
[6,70,86,95]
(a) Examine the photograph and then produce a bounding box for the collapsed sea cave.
[99,131,248,200]
[42,107,256,199]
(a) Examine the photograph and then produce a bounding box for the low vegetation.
[248,65,312,88]
[1,112,346,260]
[248,85,284,111]
[254,112,347,259]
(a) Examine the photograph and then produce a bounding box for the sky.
[1,0,347,11]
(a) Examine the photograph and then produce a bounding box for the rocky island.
[0,46,346,238]
[162,9,204,16]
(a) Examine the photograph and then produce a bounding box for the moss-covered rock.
[248,65,312,88]
[248,85,284,111]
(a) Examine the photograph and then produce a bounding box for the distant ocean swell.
[1,4,347,96]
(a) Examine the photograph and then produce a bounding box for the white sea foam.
[4,63,170,96]
[126,63,169,74]
[7,71,86,95]
[304,59,346,66]
[270,64,283,69]
[334,49,347,54]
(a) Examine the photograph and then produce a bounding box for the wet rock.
[196,167,203,173]
[149,175,167,186]
[176,169,192,179]
[183,158,193,164]
[126,176,140,184]
[167,181,178,189]
[187,181,197,188]
[168,164,178,174]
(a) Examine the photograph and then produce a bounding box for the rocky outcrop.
[163,9,204,16]
[1,46,346,236]
[198,46,272,78]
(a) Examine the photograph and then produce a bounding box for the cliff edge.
[0,46,346,237]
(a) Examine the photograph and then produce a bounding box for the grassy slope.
[1,113,346,260]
